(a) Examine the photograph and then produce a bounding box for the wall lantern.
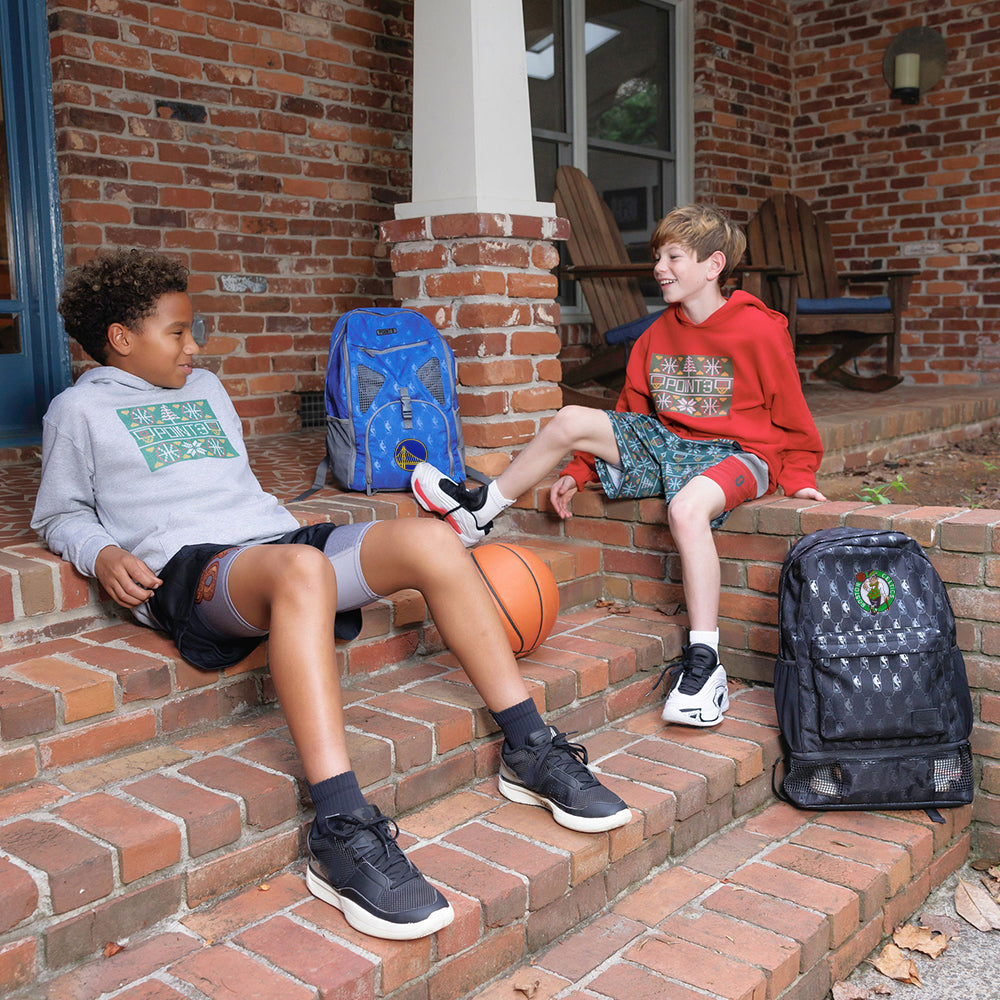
[883,27,947,104]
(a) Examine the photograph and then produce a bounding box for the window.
[524,0,691,306]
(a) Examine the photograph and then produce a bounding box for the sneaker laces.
[646,644,717,697]
[325,810,418,885]
[533,731,599,788]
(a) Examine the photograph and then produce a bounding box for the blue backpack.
[299,307,467,496]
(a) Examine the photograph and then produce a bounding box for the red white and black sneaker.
[660,643,730,727]
[306,804,453,940]
[410,461,493,546]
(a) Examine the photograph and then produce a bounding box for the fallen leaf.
[892,923,948,958]
[970,856,999,871]
[831,982,874,1000]
[513,978,540,998]
[868,943,922,986]
[918,912,962,939]
[258,883,270,892]
[103,942,125,958]
[955,878,1000,931]
[981,871,1000,899]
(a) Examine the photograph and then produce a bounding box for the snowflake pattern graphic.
[117,400,239,471]
[649,354,734,417]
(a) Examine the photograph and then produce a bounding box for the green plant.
[981,459,998,472]
[856,474,910,505]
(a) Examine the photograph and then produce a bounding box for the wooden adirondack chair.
[553,165,771,404]
[747,192,921,392]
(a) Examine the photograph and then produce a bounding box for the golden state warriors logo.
[854,570,895,614]
[394,438,428,472]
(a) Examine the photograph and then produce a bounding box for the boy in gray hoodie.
[32,249,630,941]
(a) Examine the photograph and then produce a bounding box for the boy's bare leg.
[225,544,352,784]
[666,475,727,631]
[493,405,620,499]
[359,518,531,712]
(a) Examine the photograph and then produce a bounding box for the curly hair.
[649,204,747,285]
[58,249,189,363]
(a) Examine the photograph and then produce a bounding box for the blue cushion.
[797,296,891,314]
[604,309,664,346]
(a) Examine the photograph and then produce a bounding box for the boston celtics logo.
[854,570,895,614]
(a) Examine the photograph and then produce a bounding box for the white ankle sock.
[688,629,719,654]
[480,481,515,520]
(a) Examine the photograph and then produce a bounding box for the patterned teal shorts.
[595,412,764,527]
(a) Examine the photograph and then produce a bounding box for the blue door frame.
[0,0,68,447]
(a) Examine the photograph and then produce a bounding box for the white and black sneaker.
[306,804,454,940]
[660,643,730,727]
[498,727,632,833]
[410,462,493,546]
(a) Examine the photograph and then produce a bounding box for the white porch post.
[395,0,555,219]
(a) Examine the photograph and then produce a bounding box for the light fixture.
[883,27,947,105]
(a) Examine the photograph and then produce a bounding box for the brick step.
[0,595,694,989]
[6,694,971,1000]
[809,382,1000,474]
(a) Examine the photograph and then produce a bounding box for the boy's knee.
[277,544,337,590]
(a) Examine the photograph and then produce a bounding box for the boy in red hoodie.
[412,204,826,728]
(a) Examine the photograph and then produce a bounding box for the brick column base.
[379,213,569,478]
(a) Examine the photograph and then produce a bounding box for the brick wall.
[691,0,999,387]
[49,0,414,435]
[789,0,1000,387]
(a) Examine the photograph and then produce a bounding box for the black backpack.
[773,527,974,818]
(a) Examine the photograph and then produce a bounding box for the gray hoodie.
[31,366,298,584]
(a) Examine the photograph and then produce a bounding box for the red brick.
[0,856,37,933]
[171,943,315,1000]
[185,829,299,908]
[1,818,113,913]
[613,865,715,925]
[625,933,767,1000]
[765,842,888,922]
[41,710,157,768]
[126,773,241,857]
[590,960,709,1000]
[538,912,644,982]
[444,821,569,911]
[602,753,706,821]
[46,932,199,1000]
[413,842,527,927]
[57,793,182,882]
[731,861,859,947]
[179,756,297,830]
[703,883,831,973]
[366,691,473,753]
[426,925,525,1000]
[0,675,57,739]
[44,877,183,970]
[0,937,35,995]
[235,915,378,999]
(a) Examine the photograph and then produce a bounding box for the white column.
[395,0,555,219]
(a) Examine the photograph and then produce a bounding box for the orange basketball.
[470,543,560,658]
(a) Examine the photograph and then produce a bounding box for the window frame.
[526,0,694,323]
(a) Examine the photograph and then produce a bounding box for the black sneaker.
[411,461,493,546]
[306,804,454,940]
[498,727,632,832]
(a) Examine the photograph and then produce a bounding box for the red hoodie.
[561,291,823,497]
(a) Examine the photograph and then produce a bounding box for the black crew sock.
[308,771,368,831]
[492,697,547,750]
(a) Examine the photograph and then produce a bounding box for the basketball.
[470,543,560,658]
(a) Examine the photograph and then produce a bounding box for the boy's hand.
[550,476,579,519]
[792,487,827,502]
[95,546,163,608]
